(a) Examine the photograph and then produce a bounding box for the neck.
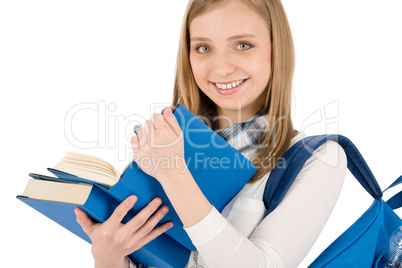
[216,105,263,130]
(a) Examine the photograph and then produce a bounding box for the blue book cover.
[103,104,258,250]
[18,104,258,266]
[17,179,189,268]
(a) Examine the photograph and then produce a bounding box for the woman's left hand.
[131,107,187,183]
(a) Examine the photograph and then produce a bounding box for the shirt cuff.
[184,206,228,246]
[127,257,137,268]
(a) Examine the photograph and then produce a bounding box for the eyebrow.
[190,34,257,43]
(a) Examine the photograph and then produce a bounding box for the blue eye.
[196,45,210,53]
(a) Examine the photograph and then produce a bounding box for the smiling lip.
[211,79,248,95]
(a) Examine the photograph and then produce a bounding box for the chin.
[215,101,248,113]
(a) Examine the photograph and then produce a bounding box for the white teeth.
[214,79,245,89]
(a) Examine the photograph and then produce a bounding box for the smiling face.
[189,0,272,126]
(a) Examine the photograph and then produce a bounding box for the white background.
[1,0,401,267]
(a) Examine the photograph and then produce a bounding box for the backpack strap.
[263,134,383,216]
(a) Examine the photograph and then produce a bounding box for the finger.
[136,125,148,147]
[75,208,96,236]
[108,195,137,226]
[150,113,163,129]
[131,135,139,149]
[141,120,156,146]
[143,120,153,139]
[123,198,162,232]
[163,107,182,137]
[135,222,174,251]
[130,205,169,240]
[145,119,155,137]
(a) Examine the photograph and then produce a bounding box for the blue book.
[17,104,258,267]
[18,176,189,268]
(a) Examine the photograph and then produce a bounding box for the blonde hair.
[172,0,295,183]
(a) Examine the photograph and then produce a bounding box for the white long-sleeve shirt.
[129,132,347,268]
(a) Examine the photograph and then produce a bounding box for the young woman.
[75,0,347,267]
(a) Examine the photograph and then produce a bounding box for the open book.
[22,150,122,205]
[17,104,258,268]
[43,151,122,189]
[52,151,120,186]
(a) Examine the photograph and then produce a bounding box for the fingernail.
[154,198,162,205]
[165,107,172,116]
[162,207,169,213]
[129,196,136,204]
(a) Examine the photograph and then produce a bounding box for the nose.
[212,50,236,79]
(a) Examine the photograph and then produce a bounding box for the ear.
[163,107,182,136]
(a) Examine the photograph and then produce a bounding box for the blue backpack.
[263,134,402,267]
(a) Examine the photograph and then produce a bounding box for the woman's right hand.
[75,195,173,268]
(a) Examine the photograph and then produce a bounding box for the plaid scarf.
[214,113,269,158]
[214,114,298,160]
